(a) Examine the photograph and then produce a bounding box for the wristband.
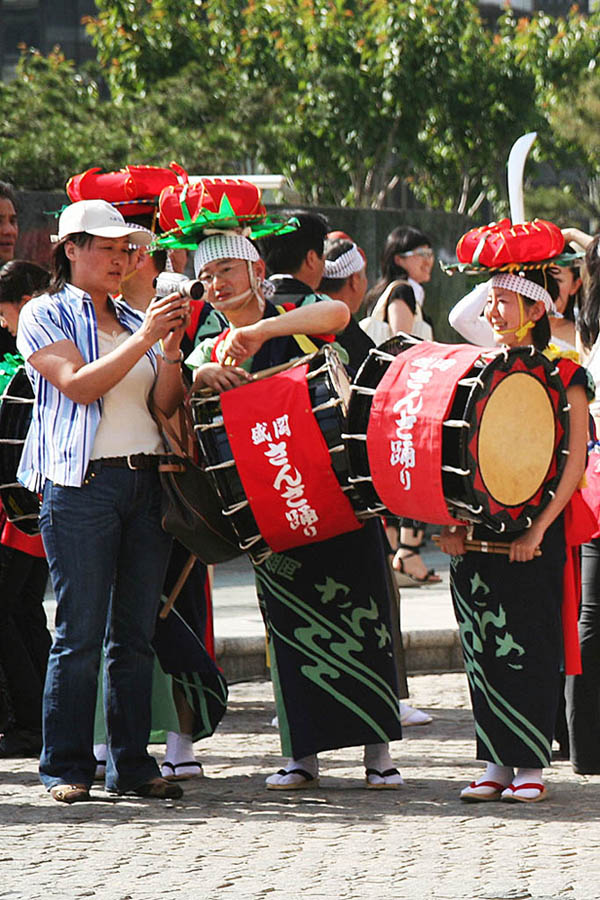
[163,349,184,365]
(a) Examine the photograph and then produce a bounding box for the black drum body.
[345,334,421,515]
[0,367,40,534]
[345,334,570,533]
[191,347,366,563]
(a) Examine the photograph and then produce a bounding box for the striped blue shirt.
[17,283,159,491]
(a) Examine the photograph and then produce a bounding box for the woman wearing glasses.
[364,225,435,342]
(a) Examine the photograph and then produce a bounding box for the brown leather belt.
[87,454,162,472]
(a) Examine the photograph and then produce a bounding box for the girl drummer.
[16,200,190,804]
[440,270,592,803]
[186,232,404,790]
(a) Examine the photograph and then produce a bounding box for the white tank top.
[90,330,164,459]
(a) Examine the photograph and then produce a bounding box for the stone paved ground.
[1,673,600,900]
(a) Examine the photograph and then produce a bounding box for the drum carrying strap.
[275,305,320,356]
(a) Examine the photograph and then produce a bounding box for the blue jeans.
[39,467,172,792]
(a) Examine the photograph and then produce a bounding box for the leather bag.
[155,401,242,565]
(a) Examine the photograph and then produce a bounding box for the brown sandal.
[50,783,90,804]
[393,547,442,586]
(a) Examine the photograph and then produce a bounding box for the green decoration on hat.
[152,194,298,251]
[441,250,584,278]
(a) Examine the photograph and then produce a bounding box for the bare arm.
[150,299,190,417]
[561,227,594,251]
[151,356,186,419]
[509,383,589,562]
[27,293,188,406]
[387,298,415,335]
[221,299,350,365]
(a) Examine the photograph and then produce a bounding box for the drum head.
[451,347,570,532]
[478,372,556,507]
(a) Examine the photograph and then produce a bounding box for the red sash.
[220,363,361,551]
[556,357,594,675]
[563,490,597,675]
[1,519,45,557]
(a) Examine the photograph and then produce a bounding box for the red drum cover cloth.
[159,178,265,231]
[220,364,361,552]
[456,218,564,267]
[366,342,484,525]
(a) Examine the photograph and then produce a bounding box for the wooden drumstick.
[432,534,542,557]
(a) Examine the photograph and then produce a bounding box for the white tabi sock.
[265,754,319,786]
[363,742,403,786]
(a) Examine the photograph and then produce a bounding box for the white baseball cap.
[51,200,152,245]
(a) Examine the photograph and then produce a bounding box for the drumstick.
[432,534,542,557]
[159,552,197,619]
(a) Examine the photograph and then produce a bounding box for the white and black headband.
[323,243,364,279]
[491,272,555,314]
[193,233,275,298]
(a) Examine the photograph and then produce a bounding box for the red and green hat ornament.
[154,175,297,250]
[64,164,297,245]
[66,162,184,216]
[443,217,582,276]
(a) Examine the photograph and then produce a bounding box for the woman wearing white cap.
[186,232,404,791]
[17,200,189,803]
[440,269,591,803]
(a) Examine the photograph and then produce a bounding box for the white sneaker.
[399,701,433,726]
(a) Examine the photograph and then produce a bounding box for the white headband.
[126,223,154,250]
[492,273,555,313]
[324,243,364,279]
[194,233,259,273]
[193,233,275,299]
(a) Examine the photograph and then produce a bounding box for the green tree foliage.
[88,0,542,209]
[4,0,600,217]
[84,0,213,101]
[498,5,600,221]
[0,49,132,189]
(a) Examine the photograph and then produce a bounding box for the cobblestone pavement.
[1,673,599,900]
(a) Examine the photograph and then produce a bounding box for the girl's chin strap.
[493,294,536,342]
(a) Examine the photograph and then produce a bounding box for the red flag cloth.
[220,363,361,551]
[0,498,44,557]
[1,522,44,556]
[366,342,484,524]
[562,490,598,675]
